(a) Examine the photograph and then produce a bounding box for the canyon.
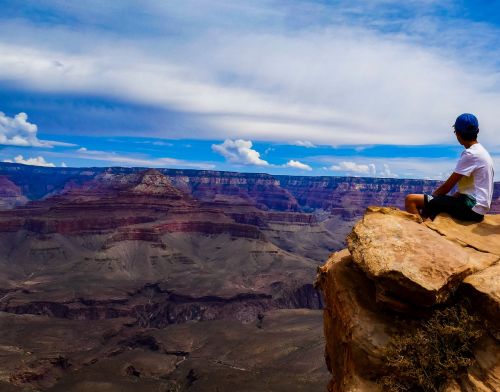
[0,162,498,391]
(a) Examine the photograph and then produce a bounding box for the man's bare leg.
[405,194,425,216]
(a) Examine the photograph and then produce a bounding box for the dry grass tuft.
[378,304,483,392]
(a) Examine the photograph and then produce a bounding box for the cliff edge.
[316,207,500,391]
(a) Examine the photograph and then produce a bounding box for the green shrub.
[378,304,483,391]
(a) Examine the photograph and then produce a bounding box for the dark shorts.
[422,194,484,222]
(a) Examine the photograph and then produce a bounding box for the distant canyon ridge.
[0,162,498,391]
[5,162,499,214]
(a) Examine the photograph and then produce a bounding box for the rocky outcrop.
[317,207,500,392]
[347,208,498,309]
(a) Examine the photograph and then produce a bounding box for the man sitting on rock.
[405,113,494,222]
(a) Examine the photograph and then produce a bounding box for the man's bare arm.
[432,172,464,197]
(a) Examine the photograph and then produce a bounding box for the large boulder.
[346,207,498,309]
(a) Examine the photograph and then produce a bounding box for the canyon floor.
[0,309,328,392]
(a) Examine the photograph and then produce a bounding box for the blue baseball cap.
[453,113,479,135]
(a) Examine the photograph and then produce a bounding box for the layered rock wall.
[0,169,326,330]
[1,162,499,218]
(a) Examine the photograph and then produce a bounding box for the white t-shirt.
[454,143,495,215]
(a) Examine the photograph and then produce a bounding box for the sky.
[0,0,499,179]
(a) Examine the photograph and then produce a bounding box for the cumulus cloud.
[284,159,312,171]
[0,112,44,147]
[4,155,56,167]
[212,139,269,166]
[0,112,76,147]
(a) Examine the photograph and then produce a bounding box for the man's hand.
[432,172,464,197]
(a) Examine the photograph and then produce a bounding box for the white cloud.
[284,159,312,171]
[291,140,316,148]
[46,140,77,147]
[212,139,269,166]
[4,155,56,167]
[1,2,500,152]
[328,161,399,178]
[316,156,460,180]
[330,161,376,175]
[152,141,173,146]
[132,140,174,146]
[0,112,43,147]
[0,112,76,148]
[72,147,215,169]
[379,163,397,178]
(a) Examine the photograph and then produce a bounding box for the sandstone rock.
[462,263,500,338]
[426,214,500,256]
[471,334,500,391]
[321,207,500,392]
[317,249,390,392]
[347,207,498,308]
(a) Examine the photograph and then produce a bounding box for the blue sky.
[0,0,499,179]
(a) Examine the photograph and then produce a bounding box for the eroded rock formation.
[0,176,27,209]
[0,167,332,390]
[0,169,327,323]
[2,162,499,217]
[317,207,500,392]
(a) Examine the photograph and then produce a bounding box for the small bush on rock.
[378,304,483,391]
